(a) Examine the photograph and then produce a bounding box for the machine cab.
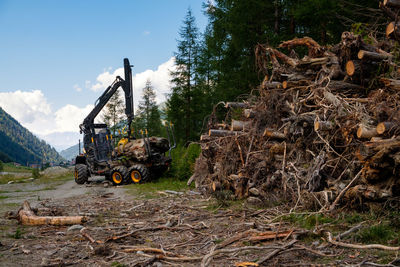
[84,124,113,163]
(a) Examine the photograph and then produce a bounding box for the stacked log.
[190,7,400,210]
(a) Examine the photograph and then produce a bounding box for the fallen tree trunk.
[231,120,251,131]
[209,129,241,137]
[18,201,85,226]
[358,50,392,61]
[384,0,400,8]
[357,124,378,139]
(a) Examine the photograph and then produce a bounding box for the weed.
[0,195,8,199]
[32,168,41,179]
[125,177,188,199]
[111,262,127,267]
[284,213,334,230]
[356,224,396,244]
[11,227,23,239]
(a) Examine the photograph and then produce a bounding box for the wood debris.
[191,15,400,210]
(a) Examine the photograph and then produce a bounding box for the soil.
[0,173,398,266]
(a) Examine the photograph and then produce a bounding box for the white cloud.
[0,89,93,137]
[90,57,176,110]
[73,84,82,92]
[143,30,150,35]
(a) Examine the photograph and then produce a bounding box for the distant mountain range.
[59,143,80,161]
[0,107,64,165]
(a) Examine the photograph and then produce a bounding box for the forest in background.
[165,0,387,144]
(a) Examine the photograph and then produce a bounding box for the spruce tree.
[137,79,162,136]
[167,8,199,144]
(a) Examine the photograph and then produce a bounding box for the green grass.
[0,195,9,199]
[284,213,335,230]
[3,163,32,173]
[125,177,189,199]
[356,224,398,244]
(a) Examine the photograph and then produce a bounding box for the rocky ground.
[0,171,399,267]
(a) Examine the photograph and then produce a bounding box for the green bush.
[167,143,201,181]
[32,168,40,179]
[0,160,3,172]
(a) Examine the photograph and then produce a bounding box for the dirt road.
[0,174,398,266]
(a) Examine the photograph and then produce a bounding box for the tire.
[128,164,150,184]
[110,166,128,186]
[74,164,89,184]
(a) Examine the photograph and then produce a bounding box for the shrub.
[0,160,3,172]
[167,143,201,181]
[32,168,41,179]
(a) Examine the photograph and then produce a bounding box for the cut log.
[225,102,249,109]
[384,0,400,8]
[231,120,251,131]
[376,122,399,135]
[282,80,310,89]
[314,120,334,131]
[386,22,400,39]
[263,128,286,139]
[212,181,221,192]
[208,129,241,137]
[346,60,361,76]
[357,124,378,139]
[243,109,256,118]
[17,201,85,226]
[358,50,392,61]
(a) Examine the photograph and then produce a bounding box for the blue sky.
[0,0,208,150]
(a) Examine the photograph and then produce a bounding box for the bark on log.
[231,120,251,131]
[314,120,334,131]
[328,81,363,91]
[357,124,378,139]
[208,129,241,137]
[243,109,255,118]
[358,50,392,61]
[376,122,399,135]
[262,81,283,89]
[384,0,400,8]
[18,201,85,226]
[225,102,249,109]
[263,128,286,139]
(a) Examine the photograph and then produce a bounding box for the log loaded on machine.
[74,58,176,186]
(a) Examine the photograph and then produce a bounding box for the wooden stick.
[263,128,286,139]
[256,240,297,265]
[314,120,334,131]
[18,201,85,226]
[326,231,400,250]
[208,129,241,137]
[329,170,362,211]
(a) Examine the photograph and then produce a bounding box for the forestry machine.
[74,58,176,185]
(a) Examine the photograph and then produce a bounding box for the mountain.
[0,107,64,165]
[59,144,80,161]
[39,131,81,151]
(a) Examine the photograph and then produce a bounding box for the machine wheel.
[74,164,89,184]
[128,164,149,184]
[110,166,128,186]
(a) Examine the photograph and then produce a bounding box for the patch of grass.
[9,227,23,239]
[3,163,32,173]
[0,174,27,184]
[356,224,397,244]
[125,177,189,199]
[111,262,127,267]
[284,213,334,230]
[0,195,9,199]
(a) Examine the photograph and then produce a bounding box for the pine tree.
[102,89,124,142]
[137,79,162,136]
[167,8,200,144]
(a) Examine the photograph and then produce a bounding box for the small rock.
[249,188,260,196]
[67,225,84,232]
[22,248,31,254]
[103,183,109,188]
[33,244,43,249]
[41,258,50,266]
[137,251,144,255]
[152,262,163,267]
[7,181,14,184]
[312,241,320,246]
[246,196,262,205]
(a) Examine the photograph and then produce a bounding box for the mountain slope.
[0,107,64,165]
[59,144,79,161]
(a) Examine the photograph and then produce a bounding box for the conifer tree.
[102,89,124,141]
[137,79,162,136]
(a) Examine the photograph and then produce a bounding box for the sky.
[0,0,208,151]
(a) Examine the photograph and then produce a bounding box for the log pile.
[190,5,400,210]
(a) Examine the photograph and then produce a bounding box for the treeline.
[0,107,64,165]
[166,0,386,144]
